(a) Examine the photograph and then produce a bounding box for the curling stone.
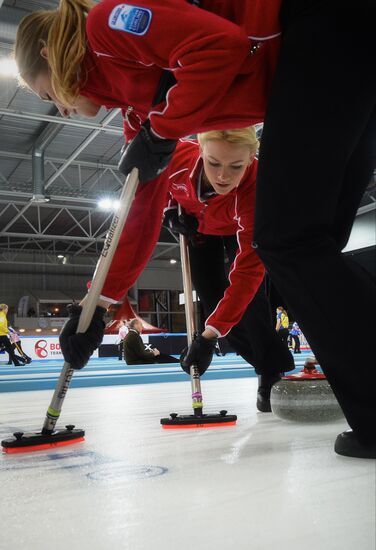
[270,358,344,422]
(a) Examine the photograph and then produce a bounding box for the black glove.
[118,120,177,184]
[59,304,106,370]
[163,208,199,238]
[180,334,217,376]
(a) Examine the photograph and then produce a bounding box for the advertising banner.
[19,336,99,361]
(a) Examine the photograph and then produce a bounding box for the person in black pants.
[188,233,295,411]
[253,0,376,458]
[123,319,178,366]
[0,337,22,366]
[275,307,290,349]
[0,304,21,366]
[289,322,301,354]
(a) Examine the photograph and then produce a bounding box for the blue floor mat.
[0,352,313,393]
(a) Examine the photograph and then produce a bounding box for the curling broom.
[1,168,139,453]
[160,213,237,428]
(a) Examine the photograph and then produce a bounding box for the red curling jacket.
[101,140,265,337]
[80,0,281,141]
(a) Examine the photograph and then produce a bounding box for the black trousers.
[291,335,301,353]
[127,353,179,365]
[278,328,289,348]
[188,234,294,375]
[0,336,20,366]
[118,342,123,360]
[254,0,376,441]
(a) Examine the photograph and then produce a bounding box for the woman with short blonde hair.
[75,126,294,411]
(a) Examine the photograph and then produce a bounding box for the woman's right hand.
[162,208,199,238]
[59,304,106,369]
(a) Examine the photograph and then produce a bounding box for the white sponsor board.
[19,336,99,361]
[13,334,149,361]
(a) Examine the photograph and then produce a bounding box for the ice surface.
[0,376,374,550]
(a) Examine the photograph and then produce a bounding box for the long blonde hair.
[15,0,94,106]
[197,127,259,155]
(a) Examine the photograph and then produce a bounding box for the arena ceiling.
[0,1,375,268]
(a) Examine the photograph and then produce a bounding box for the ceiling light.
[57,254,64,259]
[31,194,50,203]
[19,328,25,333]
[0,58,18,78]
[98,198,112,210]
[51,328,58,332]
[98,198,119,211]
[35,328,42,332]
[170,258,177,264]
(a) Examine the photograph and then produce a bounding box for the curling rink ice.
[0,354,375,550]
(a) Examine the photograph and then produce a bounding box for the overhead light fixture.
[170,258,177,264]
[35,328,42,332]
[19,328,25,333]
[98,198,119,211]
[31,194,50,203]
[0,58,18,78]
[57,254,64,259]
[51,328,58,332]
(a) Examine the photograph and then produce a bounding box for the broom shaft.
[179,214,203,416]
[42,168,139,434]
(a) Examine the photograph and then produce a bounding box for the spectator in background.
[8,326,32,364]
[115,319,129,361]
[276,307,290,349]
[0,304,22,366]
[289,322,301,354]
[124,319,178,365]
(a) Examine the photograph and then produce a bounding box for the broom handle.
[42,168,139,434]
[179,207,203,417]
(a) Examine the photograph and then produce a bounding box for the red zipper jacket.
[81,0,281,141]
[101,140,265,337]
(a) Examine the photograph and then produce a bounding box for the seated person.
[123,319,178,365]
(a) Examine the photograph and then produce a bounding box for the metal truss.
[45,109,121,189]
[0,198,179,264]
[0,162,122,200]
[0,198,113,254]
[0,107,123,135]
[0,247,97,269]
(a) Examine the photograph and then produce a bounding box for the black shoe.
[257,374,281,413]
[334,430,376,459]
[7,361,12,365]
[256,393,272,413]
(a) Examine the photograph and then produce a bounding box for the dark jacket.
[123,329,155,365]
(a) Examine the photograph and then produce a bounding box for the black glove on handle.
[180,334,217,376]
[118,120,177,184]
[163,209,199,238]
[59,304,106,370]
